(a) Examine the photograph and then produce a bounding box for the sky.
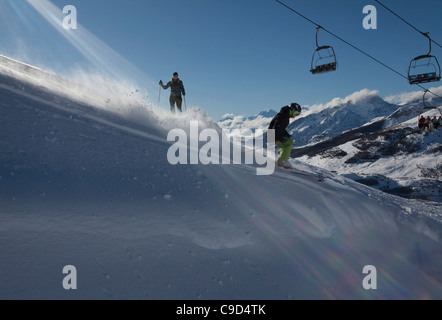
[0,0,441,119]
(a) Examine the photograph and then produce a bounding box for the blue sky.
[1,0,441,119]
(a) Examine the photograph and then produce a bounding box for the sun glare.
[25,0,155,94]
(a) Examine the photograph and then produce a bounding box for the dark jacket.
[268,106,292,142]
[161,78,185,97]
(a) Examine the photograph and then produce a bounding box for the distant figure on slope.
[426,116,434,131]
[418,116,426,130]
[159,72,186,113]
[268,103,302,169]
[432,116,439,130]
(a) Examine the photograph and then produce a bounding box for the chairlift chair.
[423,90,432,109]
[408,55,441,84]
[408,33,441,85]
[422,90,442,115]
[310,27,337,75]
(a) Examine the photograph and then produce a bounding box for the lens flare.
[25,0,156,95]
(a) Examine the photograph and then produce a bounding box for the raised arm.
[159,80,171,90]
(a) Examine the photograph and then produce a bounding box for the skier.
[432,116,439,130]
[426,116,433,131]
[268,103,302,169]
[418,115,426,131]
[159,72,186,113]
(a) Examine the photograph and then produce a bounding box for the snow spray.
[167,121,276,175]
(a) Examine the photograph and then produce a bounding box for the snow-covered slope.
[295,119,442,202]
[1,56,442,299]
[289,97,442,202]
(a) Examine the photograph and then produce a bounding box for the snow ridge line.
[0,82,168,145]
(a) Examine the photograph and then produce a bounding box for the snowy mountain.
[218,89,404,145]
[292,104,442,201]
[1,55,442,300]
[218,109,277,133]
[218,89,442,202]
[288,90,400,147]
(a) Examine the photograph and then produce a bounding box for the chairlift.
[310,26,337,75]
[423,90,433,109]
[422,90,442,115]
[408,33,441,85]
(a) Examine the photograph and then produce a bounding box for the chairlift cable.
[375,0,442,50]
[274,0,441,99]
[274,0,320,28]
[274,0,407,80]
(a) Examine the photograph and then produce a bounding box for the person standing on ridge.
[159,72,186,113]
[268,103,302,169]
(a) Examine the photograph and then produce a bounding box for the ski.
[276,165,327,182]
[288,170,326,182]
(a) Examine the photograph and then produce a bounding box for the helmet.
[289,103,301,116]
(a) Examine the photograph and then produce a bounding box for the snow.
[1,55,442,300]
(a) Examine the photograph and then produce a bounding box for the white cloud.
[384,85,442,105]
[301,89,379,116]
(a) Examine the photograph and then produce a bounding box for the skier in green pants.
[268,103,302,169]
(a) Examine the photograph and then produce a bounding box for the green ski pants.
[276,139,293,162]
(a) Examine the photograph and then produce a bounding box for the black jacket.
[161,78,186,97]
[268,106,292,142]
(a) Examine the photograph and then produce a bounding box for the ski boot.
[277,161,291,169]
